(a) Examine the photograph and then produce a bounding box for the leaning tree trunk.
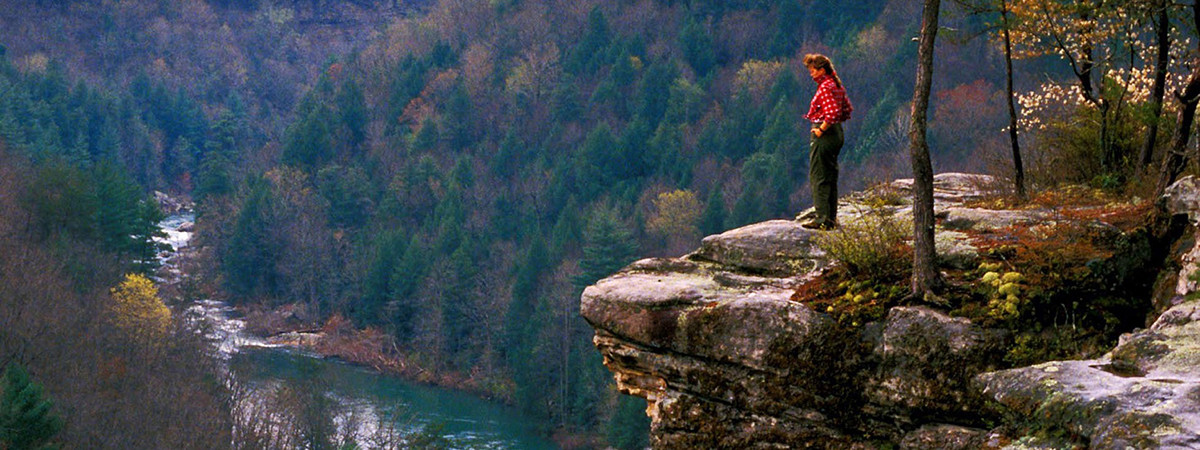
[909,0,944,300]
[1155,65,1200,196]
[1154,1,1200,196]
[1001,0,1025,200]
[1140,0,1171,168]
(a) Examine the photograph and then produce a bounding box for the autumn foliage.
[109,273,172,342]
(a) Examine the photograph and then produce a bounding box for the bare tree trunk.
[909,0,944,300]
[1154,1,1200,196]
[1155,65,1200,196]
[1000,0,1025,200]
[1140,0,1171,168]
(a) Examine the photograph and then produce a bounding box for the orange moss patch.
[964,184,1154,230]
[795,191,1154,342]
[791,268,908,327]
[1050,201,1153,230]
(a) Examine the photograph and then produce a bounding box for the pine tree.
[637,61,678,129]
[575,124,620,201]
[605,395,650,450]
[316,165,373,229]
[413,118,440,152]
[549,198,583,261]
[574,206,638,290]
[679,15,716,77]
[768,0,803,58]
[194,149,233,201]
[90,162,165,273]
[442,83,475,150]
[566,7,613,74]
[195,109,242,200]
[282,108,333,169]
[442,237,480,365]
[388,235,428,341]
[700,188,727,236]
[729,152,789,226]
[336,79,367,151]
[356,230,407,327]
[491,129,524,180]
[223,178,277,299]
[0,363,63,450]
[505,232,547,361]
[757,98,805,181]
[618,117,652,180]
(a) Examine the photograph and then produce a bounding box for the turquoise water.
[230,347,559,450]
[157,214,557,450]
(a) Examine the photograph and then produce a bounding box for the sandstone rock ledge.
[581,174,1200,449]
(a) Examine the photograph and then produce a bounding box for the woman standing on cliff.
[800,53,852,230]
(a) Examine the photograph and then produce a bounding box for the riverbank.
[155,208,517,404]
[152,209,511,405]
[239,305,517,403]
[154,211,566,449]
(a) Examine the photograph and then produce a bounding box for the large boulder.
[583,254,867,448]
[867,307,1008,426]
[937,207,1046,231]
[890,173,996,204]
[690,220,826,276]
[1160,175,1200,223]
[582,268,827,370]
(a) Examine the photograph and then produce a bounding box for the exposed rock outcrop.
[581,173,1200,449]
[154,191,194,215]
[973,181,1200,449]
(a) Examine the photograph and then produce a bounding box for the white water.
[155,214,557,450]
[154,213,278,355]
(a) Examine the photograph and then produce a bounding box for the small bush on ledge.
[796,189,1159,367]
[814,207,912,281]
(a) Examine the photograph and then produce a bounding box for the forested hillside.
[1,0,1194,447]
[189,0,1023,444]
[0,1,410,447]
[0,0,415,193]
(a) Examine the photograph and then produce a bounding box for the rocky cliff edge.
[581,173,1200,449]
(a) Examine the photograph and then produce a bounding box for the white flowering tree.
[1007,0,1187,175]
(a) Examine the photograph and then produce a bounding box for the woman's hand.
[812,127,824,138]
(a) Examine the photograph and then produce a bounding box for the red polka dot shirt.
[805,74,852,125]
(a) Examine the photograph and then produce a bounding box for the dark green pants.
[809,123,843,225]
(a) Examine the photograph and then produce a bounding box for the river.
[157,214,558,450]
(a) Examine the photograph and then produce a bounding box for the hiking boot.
[800,218,836,230]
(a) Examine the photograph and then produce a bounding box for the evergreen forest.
[0,0,1195,448]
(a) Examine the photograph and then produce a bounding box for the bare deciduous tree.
[909,0,945,301]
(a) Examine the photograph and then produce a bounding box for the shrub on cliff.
[815,208,911,281]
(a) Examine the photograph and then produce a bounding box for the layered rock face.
[581,174,1200,449]
[583,226,857,447]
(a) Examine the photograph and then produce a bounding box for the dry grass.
[814,207,912,280]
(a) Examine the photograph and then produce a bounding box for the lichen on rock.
[581,174,1200,448]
